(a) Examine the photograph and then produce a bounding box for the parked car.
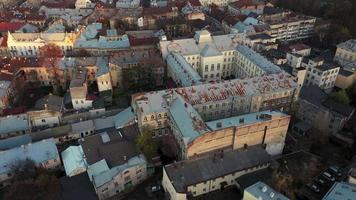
[151,185,161,192]
[307,183,320,193]
[322,171,336,182]
[328,166,342,177]
[315,178,325,185]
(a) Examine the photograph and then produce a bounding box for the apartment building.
[235,45,281,78]
[162,146,271,200]
[160,30,238,83]
[0,138,61,184]
[7,32,77,56]
[334,39,356,66]
[260,11,316,42]
[131,72,299,137]
[74,23,130,56]
[301,56,339,92]
[297,86,354,135]
[62,132,148,200]
[69,68,93,110]
[168,92,290,159]
[334,39,356,89]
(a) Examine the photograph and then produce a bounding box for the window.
[205,65,208,72]
[211,64,214,71]
[41,119,46,123]
[217,64,220,70]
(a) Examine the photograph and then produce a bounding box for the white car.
[322,171,335,182]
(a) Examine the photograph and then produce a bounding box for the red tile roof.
[2,106,26,116]
[0,22,25,32]
[128,36,159,46]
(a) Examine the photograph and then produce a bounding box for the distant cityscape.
[0,0,355,200]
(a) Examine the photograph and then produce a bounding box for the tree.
[4,159,60,200]
[38,44,65,96]
[136,127,157,160]
[330,89,351,105]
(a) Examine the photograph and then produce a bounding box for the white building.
[116,0,140,8]
[160,30,238,83]
[301,56,339,92]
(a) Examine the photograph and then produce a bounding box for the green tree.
[330,89,351,105]
[136,127,157,160]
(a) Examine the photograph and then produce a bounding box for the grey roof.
[236,45,282,74]
[164,146,271,193]
[299,85,328,107]
[322,181,356,200]
[0,135,32,151]
[338,68,354,77]
[79,132,137,167]
[293,121,312,132]
[322,99,354,117]
[0,138,59,175]
[300,86,354,117]
[337,39,356,53]
[34,94,63,112]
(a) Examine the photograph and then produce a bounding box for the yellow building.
[7,32,77,56]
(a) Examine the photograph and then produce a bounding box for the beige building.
[69,68,93,110]
[260,12,316,42]
[168,93,290,159]
[334,39,356,66]
[7,32,77,56]
[334,39,356,89]
[162,146,271,200]
[132,72,299,137]
[160,30,238,83]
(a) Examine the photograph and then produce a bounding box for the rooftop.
[164,145,271,193]
[159,31,237,59]
[0,114,29,136]
[169,94,209,144]
[244,181,290,200]
[206,110,288,131]
[176,72,296,106]
[62,145,87,177]
[166,52,203,86]
[236,45,281,74]
[0,138,59,175]
[322,182,356,200]
[79,132,137,167]
[337,39,356,53]
[89,154,146,188]
[0,134,32,151]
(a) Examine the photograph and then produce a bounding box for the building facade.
[162,146,271,200]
